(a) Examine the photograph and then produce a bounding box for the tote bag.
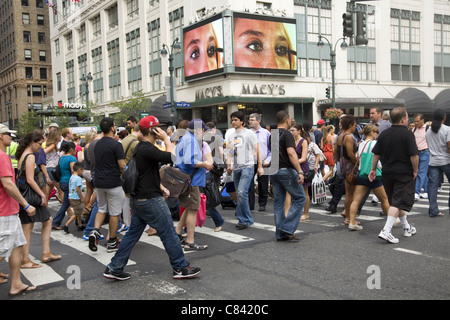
[359,140,382,179]
[311,173,327,204]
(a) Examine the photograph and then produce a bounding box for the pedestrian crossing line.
[136,232,193,254]
[19,254,64,287]
[49,230,136,267]
[222,217,303,234]
[194,225,255,243]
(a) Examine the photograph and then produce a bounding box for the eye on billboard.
[183,15,224,82]
[233,13,297,75]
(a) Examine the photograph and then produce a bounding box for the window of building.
[66,60,75,101]
[22,13,30,24]
[36,0,43,8]
[23,31,31,42]
[25,67,33,78]
[22,0,29,6]
[55,39,60,55]
[65,32,73,51]
[79,23,86,47]
[39,50,46,61]
[108,39,121,100]
[108,4,118,29]
[40,68,47,79]
[91,15,101,38]
[37,14,44,26]
[126,29,142,93]
[148,18,162,91]
[434,14,450,83]
[92,47,104,103]
[38,32,45,44]
[24,49,32,60]
[127,0,139,19]
[57,72,62,92]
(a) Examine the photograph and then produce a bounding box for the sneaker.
[378,230,399,244]
[404,225,417,237]
[103,267,131,281]
[173,265,201,279]
[348,223,363,231]
[420,193,428,199]
[106,238,119,252]
[88,230,102,252]
[414,193,420,201]
[117,225,129,233]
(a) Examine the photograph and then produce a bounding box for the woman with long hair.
[321,125,336,182]
[82,130,96,215]
[334,115,358,225]
[16,131,61,268]
[52,142,77,230]
[348,124,390,230]
[44,129,62,202]
[285,124,310,220]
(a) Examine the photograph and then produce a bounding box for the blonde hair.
[85,130,96,145]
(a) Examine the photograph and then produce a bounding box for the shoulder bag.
[160,165,199,199]
[16,154,42,207]
[359,140,382,179]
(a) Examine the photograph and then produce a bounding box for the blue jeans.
[233,167,254,226]
[428,165,450,217]
[416,150,429,194]
[108,196,188,273]
[270,168,306,239]
[53,182,69,227]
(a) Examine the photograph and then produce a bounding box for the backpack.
[121,144,139,197]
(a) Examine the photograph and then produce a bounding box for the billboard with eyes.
[233,13,297,75]
[183,16,224,82]
[183,12,297,82]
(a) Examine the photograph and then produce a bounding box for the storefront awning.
[190,95,314,108]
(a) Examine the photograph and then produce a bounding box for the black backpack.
[121,144,139,197]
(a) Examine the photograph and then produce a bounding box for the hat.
[317,119,325,126]
[188,119,210,131]
[0,124,17,135]
[48,123,59,128]
[139,115,160,130]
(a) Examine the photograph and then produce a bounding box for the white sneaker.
[420,193,428,199]
[371,195,379,204]
[404,225,416,237]
[414,193,420,201]
[378,230,399,244]
[349,223,363,231]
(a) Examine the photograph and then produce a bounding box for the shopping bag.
[359,140,382,179]
[311,173,327,204]
[180,193,207,227]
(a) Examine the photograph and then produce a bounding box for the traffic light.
[325,87,330,99]
[342,12,354,37]
[356,11,368,45]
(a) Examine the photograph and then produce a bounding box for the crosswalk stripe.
[48,230,136,267]
[18,254,64,287]
[194,225,255,243]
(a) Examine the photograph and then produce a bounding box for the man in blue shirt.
[174,119,213,251]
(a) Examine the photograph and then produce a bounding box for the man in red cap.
[104,116,201,280]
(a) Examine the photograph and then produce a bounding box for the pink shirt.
[414,126,428,151]
[0,151,20,217]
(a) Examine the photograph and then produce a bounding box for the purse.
[160,165,199,199]
[16,154,42,207]
[200,176,221,210]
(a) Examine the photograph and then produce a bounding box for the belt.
[419,149,428,152]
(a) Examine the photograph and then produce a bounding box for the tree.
[111,90,148,126]
[16,110,41,138]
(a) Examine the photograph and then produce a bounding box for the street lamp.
[317,35,348,109]
[80,72,93,123]
[6,100,12,129]
[161,37,181,125]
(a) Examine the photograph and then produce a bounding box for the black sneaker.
[88,230,101,252]
[103,267,131,281]
[106,238,119,253]
[173,265,201,279]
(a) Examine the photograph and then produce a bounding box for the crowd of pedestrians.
[2,105,449,294]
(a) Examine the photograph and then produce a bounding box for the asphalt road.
[1,184,449,308]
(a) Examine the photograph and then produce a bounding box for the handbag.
[180,193,207,227]
[200,176,221,210]
[160,165,199,199]
[359,140,382,179]
[16,154,42,207]
[311,172,327,204]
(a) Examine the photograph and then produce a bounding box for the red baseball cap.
[317,119,325,125]
[139,115,160,130]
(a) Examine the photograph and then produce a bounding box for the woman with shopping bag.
[347,124,390,230]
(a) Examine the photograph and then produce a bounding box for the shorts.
[69,199,83,217]
[178,185,201,211]
[0,215,27,258]
[225,181,235,193]
[356,174,383,189]
[19,205,51,224]
[382,173,415,212]
[96,186,126,216]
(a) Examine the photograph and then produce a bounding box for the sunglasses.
[1,132,11,136]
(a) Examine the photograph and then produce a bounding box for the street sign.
[163,103,171,109]
[176,101,191,108]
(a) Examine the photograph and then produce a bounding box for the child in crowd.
[64,162,85,233]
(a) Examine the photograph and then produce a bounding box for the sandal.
[21,259,42,269]
[41,252,62,263]
[344,219,360,225]
[300,215,310,221]
[183,242,208,251]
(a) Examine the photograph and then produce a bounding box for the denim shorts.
[355,174,383,189]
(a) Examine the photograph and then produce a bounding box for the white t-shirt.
[426,124,450,166]
[226,128,258,170]
[307,142,321,170]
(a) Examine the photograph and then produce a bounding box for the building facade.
[0,0,53,128]
[48,0,450,130]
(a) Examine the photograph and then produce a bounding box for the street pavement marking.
[394,248,423,256]
[18,254,64,287]
[223,217,303,234]
[194,225,255,243]
[394,248,450,262]
[49,230,136,266]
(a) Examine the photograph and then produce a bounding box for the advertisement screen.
[183,16,224,82]
[233,13,297,75]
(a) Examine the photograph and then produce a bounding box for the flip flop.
[0,278,8,285]
[21,259,42,269]
[9,285,37,296]
[0,271,9,279]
